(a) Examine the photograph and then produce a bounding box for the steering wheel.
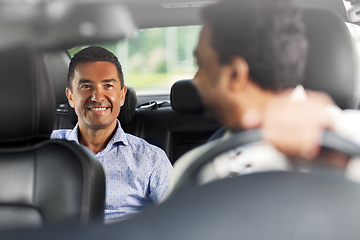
[171,129,360,196]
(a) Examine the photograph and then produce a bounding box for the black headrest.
[44,51,70,105]
[0,46,55,142]
[69,86,137,126]
[302,8,360,109]
[170,79,204,112]
[119,86,137,125]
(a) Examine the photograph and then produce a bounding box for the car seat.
[0,46,105,230]
[169,79,221,163]
[43,51,74,129]
[302,8,360,109]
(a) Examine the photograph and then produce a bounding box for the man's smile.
[88,107,109,111]
[86,105,111,113]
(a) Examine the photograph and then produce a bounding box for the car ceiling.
[33,0,345,29]
[0,0,350,29]
[118,0,348,29]
[0,0,350,49]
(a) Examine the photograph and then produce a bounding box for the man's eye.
[105,84,113,88]
[80,85,91,89]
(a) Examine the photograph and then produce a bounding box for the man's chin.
[81,117,117,130]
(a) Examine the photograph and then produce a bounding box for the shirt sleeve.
[327,105,360,145]
[148,149,173,203]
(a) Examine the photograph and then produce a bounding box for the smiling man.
[51,46,172,223]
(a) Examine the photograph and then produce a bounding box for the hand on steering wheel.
[171,129,360,197]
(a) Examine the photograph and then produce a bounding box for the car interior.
[1,0,360,239]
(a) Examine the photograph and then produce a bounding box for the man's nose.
[90,87,104,102]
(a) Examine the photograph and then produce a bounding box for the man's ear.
[120,85,127,107]
[229,56,250,92]
[66,87,75,108]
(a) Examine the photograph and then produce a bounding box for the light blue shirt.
[51,120,173,224]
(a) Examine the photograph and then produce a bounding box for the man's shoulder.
[125,133,160,150]
[51,129,73,140]
[123,132,169,159]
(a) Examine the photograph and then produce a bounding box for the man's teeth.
[90,107,107,111]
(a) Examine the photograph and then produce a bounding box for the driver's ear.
[66,87,75,108]
[229,56,250,93]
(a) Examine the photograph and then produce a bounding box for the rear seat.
[128,80,222,164]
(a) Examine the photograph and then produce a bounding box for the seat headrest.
[0,46,55,142]
[302,8,360,109]
[44,51,70,105]
[119,86,137,125]
[170,79,204,112]
[69,86,137,126]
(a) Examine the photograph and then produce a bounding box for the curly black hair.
[201,0,308,92]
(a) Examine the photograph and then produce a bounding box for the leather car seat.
[169,79,221,163]
[0,46,105,230]
[302,8,360,109]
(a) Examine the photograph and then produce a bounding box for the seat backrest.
[302,8,360,109]
[0,46,105,230]
[168,79,221,163]
[43,51,74,130]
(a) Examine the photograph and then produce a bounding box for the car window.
[68,25,201,96]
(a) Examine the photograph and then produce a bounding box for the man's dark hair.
[67,46,124,90]
[201,0,308,91]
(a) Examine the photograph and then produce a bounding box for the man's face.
[193,23,237,127]
[66,61,126,131]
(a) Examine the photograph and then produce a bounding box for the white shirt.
[162,86,360,201]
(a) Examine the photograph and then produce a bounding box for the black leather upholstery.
[302,8,360,109]
[0,46,105,229]
[169,79,221,163]
[0,46,54,143]
[44,51,70,105]
[119,86,138,125]
[170,79,204,112]
[42,51,75,130]
[69,86,137,126]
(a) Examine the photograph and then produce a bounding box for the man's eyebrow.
[78,79,93,85]
[77,79,117,84]
[102,79,117,83]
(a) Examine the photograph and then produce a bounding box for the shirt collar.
[109,119,128,146]
[68,119,128,146]
[67,123,80,143]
